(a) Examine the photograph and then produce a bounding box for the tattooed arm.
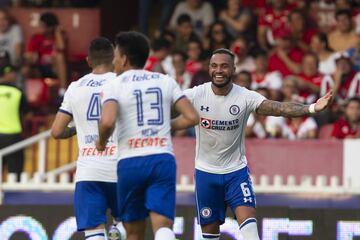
[257,91,333,117]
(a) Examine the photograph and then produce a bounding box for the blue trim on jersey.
[58,109,73,116]
[239,217,257,229]
[203,233,221,238]
[173,95,186,105]
[103,98,118,104]
[85,233,105,239]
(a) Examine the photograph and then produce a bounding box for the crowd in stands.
[142,0,360,139]
[0,0,359,140]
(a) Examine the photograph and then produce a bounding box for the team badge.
[200,207,212,218]
[229,105,240,115]
[201,118,211,129]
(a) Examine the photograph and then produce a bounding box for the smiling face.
[209,53,235,88]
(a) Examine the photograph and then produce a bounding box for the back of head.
[88,37,114,67]
[40,12,59,27]
[114,31,150,69]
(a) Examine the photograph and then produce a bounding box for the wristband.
[308,103,316,114]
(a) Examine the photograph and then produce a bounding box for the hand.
[95,139,106,151]
[314,90,333,112]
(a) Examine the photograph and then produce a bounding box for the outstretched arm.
[257,91,333,117]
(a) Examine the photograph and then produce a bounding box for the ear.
[86,56,92,68]
[122,54,128,68]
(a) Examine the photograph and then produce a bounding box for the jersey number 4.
[133,87,163,126]
[86,93,101,122]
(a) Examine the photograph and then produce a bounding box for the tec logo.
[200,105,209,112]
[200,207,212,218]
[201,118,211,129]
[229,105,240,115]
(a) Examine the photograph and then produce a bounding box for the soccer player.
[172,48,332,240]
[51,37,121,240]
[96,31,199,240]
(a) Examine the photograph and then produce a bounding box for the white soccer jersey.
[102,69,184,160]
[60,72,118,182]
[185,82,266,174]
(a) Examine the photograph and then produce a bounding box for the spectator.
[189,50,211,87]
[203,21,232,52]
[138,0,177,36]
[288,8,317,52]
[245,88,285,138]
[310,33,337,75]
[25,12,67,93]
[268,27,304,77]
[144,37,171,73]
[171,50,192,90]
[281,76,301,102]
[328,9,357,52]
[185,38,203,76]
[233,70,251,89]
[251,49,282,100]
[347,33,360,71]
[311,0,336,33]
[173,14,199,53]
[281,114,318,139]
[231,36,255,73]
[320,53,360,103]
[295,53,322,104]
[332,97,360,139]
[0,8,23,67]
[218,0,256,43]
[169,0,215,38]
[0,61,28,181]
[257,0,291,50]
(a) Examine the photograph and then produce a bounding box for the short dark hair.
[152,38,171,52]
[237,70,251,79]
[253,48,268,59]
[114,31,150,68]
[88,37,114,67]
[212,48,235,61]
[171,49,187,61]
[346,97,360,107]
[335,9,352,20]
[40,12,59,27]
[177,14,192,26]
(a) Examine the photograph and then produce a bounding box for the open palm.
[315,90,333,112]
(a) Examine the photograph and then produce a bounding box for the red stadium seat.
[318,124,334,139]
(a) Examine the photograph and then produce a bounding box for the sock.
[202,232,220,239]
[85,229,106,240]
[154,227,175,240]
[239,218,260,240]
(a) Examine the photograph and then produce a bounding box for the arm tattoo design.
[257,100,309,118]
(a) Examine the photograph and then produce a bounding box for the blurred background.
[0,0,359,239]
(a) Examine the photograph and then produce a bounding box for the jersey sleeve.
[183,87,196,104]
[59,84,73,116]
[245,89,267,112]
[101,80,119,104]
[169,76,185,104]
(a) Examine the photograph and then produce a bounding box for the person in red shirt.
[144,37,171,73]
[295,53,323,103]
[25,12,67,92]
[268,27,304,77]
[185,38,203,76]
[288,8,317,52]
[257,0,291,50]
[332,97,360,139]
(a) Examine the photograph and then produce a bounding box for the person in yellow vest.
[0,58,28,180]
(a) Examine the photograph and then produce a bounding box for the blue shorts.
[195,167,256,225]
[117,153,176,222]
[74,181,119,231]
